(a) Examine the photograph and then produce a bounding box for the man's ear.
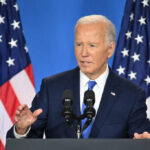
[107,41,115,58]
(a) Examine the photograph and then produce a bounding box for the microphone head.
[84,90,95,106]
[84,90,96,120]
[62,89,73,123]
[62,89,73,105]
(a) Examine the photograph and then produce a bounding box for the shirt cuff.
[13,125,31,139]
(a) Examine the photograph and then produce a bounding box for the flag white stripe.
[10,69,36,108]
[0,100,13,146]
[146,97,150,119]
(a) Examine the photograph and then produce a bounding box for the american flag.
[112,0,150,118]
[0,0,36,149]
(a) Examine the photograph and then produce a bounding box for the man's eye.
[90,44,96,47]
[76,43,81,46]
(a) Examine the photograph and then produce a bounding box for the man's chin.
[80,69,92,76]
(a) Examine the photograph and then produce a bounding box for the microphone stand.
[76,117,92,139]
[76,120,81,139]
[73,114,88,139]
[63,113,86,139]
[62,89,95,139]
[63,109,94,139]
[75,114,87,139]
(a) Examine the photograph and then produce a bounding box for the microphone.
[62,89,73,123]
[84,90,96,120]
[82,90,96,131]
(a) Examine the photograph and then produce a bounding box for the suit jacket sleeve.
[128,88,150,137]
[7,78,48,138]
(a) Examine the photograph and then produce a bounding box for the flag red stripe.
[0,82,20,124]
[0,139,5,150]
[25,64,35,87]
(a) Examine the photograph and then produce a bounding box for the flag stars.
[8,38,18,48]
[130,13,134,21]
[131,52,140,62]
[128,71,137,80]
[138,16,146,25]
[24,45,28,53]
[125,30,132,39]
[117,66,125,75]
[13,3,19,11]
[0,0,7,6]
[144,76,150,85]
[0,15,5,24]
[6,57,15,67]
[121,48,129,57]
[0,35,2,42]
[141,0,149,7]
[135,34,143,44]
[147,60,150,66]
[11,20,20,30]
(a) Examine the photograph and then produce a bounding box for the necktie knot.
[88,80,96,90]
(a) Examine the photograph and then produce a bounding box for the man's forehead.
[75,22,107,32]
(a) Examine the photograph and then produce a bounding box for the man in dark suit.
[7,15,150,139]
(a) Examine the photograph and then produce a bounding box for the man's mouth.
[81,61,91,65]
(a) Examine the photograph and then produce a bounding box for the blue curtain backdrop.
[17,0,126,91]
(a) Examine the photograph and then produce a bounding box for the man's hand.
[134,132,150,139]
[14,104,43,135]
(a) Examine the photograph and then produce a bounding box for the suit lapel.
[64,67,80,138]
[90,69,119,138]
[72,67,80,117]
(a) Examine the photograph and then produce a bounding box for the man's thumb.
[33,109,43,117]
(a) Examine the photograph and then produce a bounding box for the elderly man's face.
[75,22,115,79]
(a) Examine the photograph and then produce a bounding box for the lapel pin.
[110,92,116,96]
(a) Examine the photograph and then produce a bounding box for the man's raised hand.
[14,104,43,135]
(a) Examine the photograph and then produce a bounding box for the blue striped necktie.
[81,80,96,138]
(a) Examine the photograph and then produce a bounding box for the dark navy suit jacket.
[7,67,150,138]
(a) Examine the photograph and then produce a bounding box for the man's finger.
[134,133,142,139]
[142,132,150,138]
[23,105,29,110]
[18,104,28,111]
[33,109,43,118]
[15,110,20,115]
[134,132,150,139]
[14,116,19,122]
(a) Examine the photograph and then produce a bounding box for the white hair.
[75,15,116,45]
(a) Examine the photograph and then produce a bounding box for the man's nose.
[81,45,88,56]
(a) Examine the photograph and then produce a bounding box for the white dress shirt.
[80,65,109,116]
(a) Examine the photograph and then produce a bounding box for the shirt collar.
[80,65,109,88]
